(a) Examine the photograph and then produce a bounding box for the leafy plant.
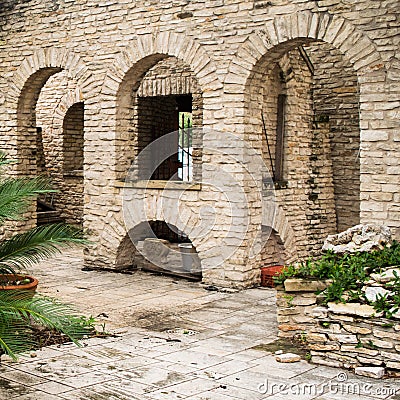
[0,291,94,360]
[0,151,92,359]
[275,241,400,318]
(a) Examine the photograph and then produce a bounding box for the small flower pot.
[0,274,38,292]
[260,265,285,288]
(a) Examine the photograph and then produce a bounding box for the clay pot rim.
[0,274,39,291]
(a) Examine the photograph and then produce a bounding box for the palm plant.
[0,152,93,360]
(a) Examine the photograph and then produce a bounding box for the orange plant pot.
[260,265,285,288]
[0,274,39,291]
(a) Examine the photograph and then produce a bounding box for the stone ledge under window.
[116,180,202,191]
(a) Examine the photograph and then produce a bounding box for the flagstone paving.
[0,250,399,399]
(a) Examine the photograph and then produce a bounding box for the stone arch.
[224,10,384,262]
[225,10,385,89]
[9,48,92,177]
[102,211,206,273]
[49,87,84,137]
[102,32,221,99]
[268,205,298,264]
[36,71,83,171]
[115,220,202,276]
[100,33,221,179]
[9,47,92,110]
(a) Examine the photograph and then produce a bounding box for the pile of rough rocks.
[322,224,392,254]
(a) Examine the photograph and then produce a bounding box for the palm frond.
[0,224,89,273]
[0,319,34,360]
[0,291,92,359]
[0,176,55,224]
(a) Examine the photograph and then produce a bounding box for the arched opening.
[35,70,84,227]
[17,67,62,176]
[116,220,202,280]
[116,55,203,183]
[246,39,360,264]
[305,42,360,232]
[60,102,84,225]
[63,102,84,173]
[16,67,63,228]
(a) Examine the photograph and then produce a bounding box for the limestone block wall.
[252,48,337,260]
[277,288,400,375]
[306,42,361,232]
[0,0,398,286]
[36,73,84,225]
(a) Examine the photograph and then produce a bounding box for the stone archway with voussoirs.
[8,47,94,174]
[4,47,94,230]
[98,32,223,179]
[223,9,389,266]
[84,33,223,271]
[225,10,386,88]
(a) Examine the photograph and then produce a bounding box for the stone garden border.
[277,279,400,378]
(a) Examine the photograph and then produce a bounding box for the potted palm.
[0,151,93,360]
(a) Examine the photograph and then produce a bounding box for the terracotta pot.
[260,265,285,288]
[0,274,38,291]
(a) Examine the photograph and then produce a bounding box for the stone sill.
[116,180,202,191]
[283,278,333,292]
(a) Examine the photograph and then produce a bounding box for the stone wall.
[253,48,337,260]
[277,285,400,375]
[306,42,361,232]
[36,72,84,225]
[0,0,398,287]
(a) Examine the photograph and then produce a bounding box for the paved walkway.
[0,250,399,399]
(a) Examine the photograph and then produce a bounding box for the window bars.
[178,112,193,182]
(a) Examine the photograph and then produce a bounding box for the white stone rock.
[371,268,400,283]
[322,224,392,254]
[389,307,400,319]
[327,302,381,318]
[364,286,391,302]
[275,353,301,363]
[354,366,385,379]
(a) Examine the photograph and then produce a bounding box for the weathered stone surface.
[309,343,340,351]
[356,356,384,366]
[310,354,342,368]
[340,345,379,357]
[327,302,380,318]
[307,333,327,342]
[312,307,328,318]
[342,324,371,334]
[370,268,400,283]
[0,0,398,291]
[292,296,318,306]
[278,324,304,332]
[354,366,385,379]
[328,334,358,344]
[364,286,391,302]
[275,353,301,363]
[284,279,332,293]
[387,361,400,370]
[322,224,392,254]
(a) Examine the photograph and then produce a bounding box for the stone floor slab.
[1,250,397,400]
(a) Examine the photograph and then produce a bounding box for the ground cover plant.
[275,242,400,319]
